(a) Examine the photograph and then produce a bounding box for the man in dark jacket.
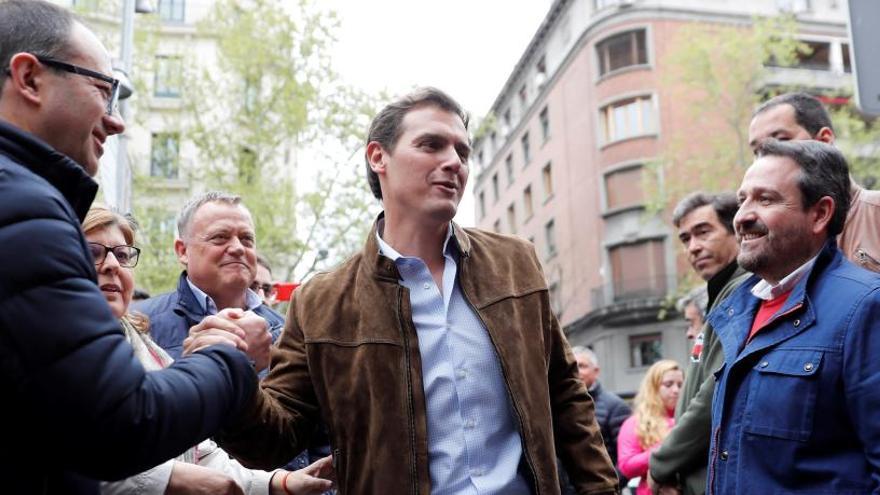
[136,192,284,368]
[573,347,630,470]
[650,192,748,495]
[0,2,262,493]
[708,139,880,493]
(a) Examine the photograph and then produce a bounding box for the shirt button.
[456,369,468,379]
[793,319,801,327]
[464,419,475,429]
[423,282,430,290]
[759,361,769,368]
[720,450,729,461]
[804,362,814,372]
[727,308,734,316]
[471,468,483,476]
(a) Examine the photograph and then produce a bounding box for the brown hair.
[82,204,149,332]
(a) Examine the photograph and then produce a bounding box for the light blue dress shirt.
[376,224,531,495]
[185,277,263,314]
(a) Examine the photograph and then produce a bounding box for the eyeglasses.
[250,282,276,296]
[88,242,141,268]
[35,55,120,115]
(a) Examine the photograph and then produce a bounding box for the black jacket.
[0,121,257,494]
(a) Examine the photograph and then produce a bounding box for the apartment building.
[472,0,852,394]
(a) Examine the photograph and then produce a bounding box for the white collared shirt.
[750,254,820,301]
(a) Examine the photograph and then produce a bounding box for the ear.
[815,127,835,145]
[6,53,45,107]
[366,141,388,176]
[810,196,835,235]
[173,238,188,267]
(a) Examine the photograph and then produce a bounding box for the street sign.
[848,0,880,116]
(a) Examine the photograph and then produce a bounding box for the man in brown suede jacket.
[217,87,618,494]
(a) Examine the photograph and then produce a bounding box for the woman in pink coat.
[617,360,684,495]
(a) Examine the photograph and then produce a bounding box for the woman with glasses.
[82,205,333,495]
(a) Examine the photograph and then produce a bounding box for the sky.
[321,0,553,226]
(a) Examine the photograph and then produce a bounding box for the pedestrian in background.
[618,360,684,495]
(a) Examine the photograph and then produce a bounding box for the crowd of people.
[2,1,880,494]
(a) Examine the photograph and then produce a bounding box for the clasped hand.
[183,308,272,371]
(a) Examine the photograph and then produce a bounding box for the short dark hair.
[756,139,851,238]
[672,192,739,234]
[256,254,272,275]
[364,87,469,199]
[753,92,834,136]
[0,0,76,89]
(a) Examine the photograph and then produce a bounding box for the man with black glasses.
[0,1,266,493]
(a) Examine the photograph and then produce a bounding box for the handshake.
[182,308,274,372]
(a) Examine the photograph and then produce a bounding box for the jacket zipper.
[457,257,541,495]
[396,286,420,495]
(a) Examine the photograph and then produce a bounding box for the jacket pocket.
[743,349,823,442]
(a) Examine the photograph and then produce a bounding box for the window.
[507,204,517,234]
[549,281,562,315]
[502,109,512,136]
[608,239,667,300]
[506,154,514,186]
[492,173,500,203]
[604,165,644,210]
[629,333,663,368]
[535,56,548,89]
[159,0,185,23]
[150,133,179,178]
[493,219,502,233]
[478,191,486,220]
[545,219,557,258]
[476,150,484,169]
[795,41,831,71]
[596,29,647,77]
[523,185,534,219]
[519,84,528,107]
[842,42,852,73]
[521,132,531,164]
[539,106,550,142]
[600,95,656,144]
[775,0,810,12]
[154,55,182,97]
[542,162,554,199]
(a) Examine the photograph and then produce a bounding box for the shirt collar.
[185,277,262,314]
[750,253,819,301]
[374,218,456,264]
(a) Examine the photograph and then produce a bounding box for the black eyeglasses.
[35,55,120,115]
[250,282,276,296]
[88,242,141,268]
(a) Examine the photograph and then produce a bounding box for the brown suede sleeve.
[215,301,320,470]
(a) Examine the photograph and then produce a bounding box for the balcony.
[584,274,676,327]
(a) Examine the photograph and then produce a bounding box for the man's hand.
[166,461,245,495]
[229,310,272,372]
[271,456,335,495]
[183,312,249,356]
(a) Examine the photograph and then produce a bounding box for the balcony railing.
[590,274,676,310]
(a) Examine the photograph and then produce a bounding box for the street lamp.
[114,0,153,213]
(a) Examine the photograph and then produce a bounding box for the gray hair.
[571,346,598,368]
[755,139,851,238]
[176,191,246,240]
[676,286,708,317]
[0,0,76,89]
[672,192,739,234]
[365,87,470,200]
